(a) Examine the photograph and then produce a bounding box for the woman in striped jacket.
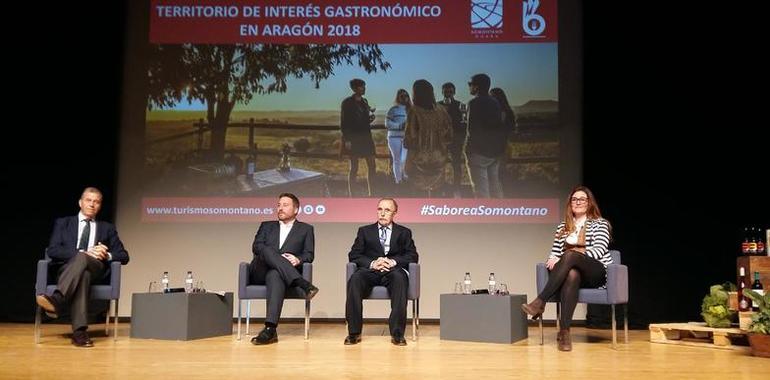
[521,185,612,351]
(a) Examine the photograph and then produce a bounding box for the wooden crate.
[649,322,750,351]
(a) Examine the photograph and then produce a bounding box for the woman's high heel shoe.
[521,298,546,320]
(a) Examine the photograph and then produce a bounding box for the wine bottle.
[738,267,751,312]
[751,271,764,312]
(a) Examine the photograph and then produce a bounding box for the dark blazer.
[252,220,315,264]
[467,94,506,157]
[340,95,376,156]
[46,216,130,265]
[348,222,418,271]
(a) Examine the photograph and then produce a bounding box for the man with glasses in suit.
[344,198,418,346]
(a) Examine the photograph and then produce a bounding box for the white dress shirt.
[77,212,96,250]
[279,220,294,248]
[371,223,397,269]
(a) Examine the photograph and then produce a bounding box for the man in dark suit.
[36,187,129,347]
[249,193,319,345]
[466,73,506,198]
[345,198,418,346]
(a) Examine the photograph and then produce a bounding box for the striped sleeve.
[585,218,612,265]
[549,222,566,259]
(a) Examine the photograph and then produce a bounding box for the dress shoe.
[344,334,361,345]
[557,328,572,351]
[304,284,319,300]
[250,326,278,345]
[521,298,545,320]
[71,330,94,348]
[36,294,60,318]
[293,278,319,300]
[391,335,407,346]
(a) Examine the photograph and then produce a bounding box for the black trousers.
[345,268,408,337]
[56,253,106,331]
[537,251,606,328]
[248,251,303,326]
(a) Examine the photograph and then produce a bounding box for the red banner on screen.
[142,197,560,223]
[150,0,557,44]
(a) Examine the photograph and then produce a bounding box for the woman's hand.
[545,257,560,270]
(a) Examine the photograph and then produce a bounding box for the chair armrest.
[408,263,420,300]
[109,261,122,300]
[36,259,51,295]
[346,262,356,282]
[238,262,249,298]
[606,263,629,304]
[302,262,313,283]
[536,263,548,295]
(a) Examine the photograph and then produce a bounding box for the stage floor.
[0,322,765,379]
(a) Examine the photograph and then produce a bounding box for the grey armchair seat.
[34,256,122,344]
[237,262,313,340]
[535,249,628,348]
[345,262,421,341]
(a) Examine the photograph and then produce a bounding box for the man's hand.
[371,257,396,272]
[282,253,301,266]
[84,243,109,260]
[382,258,396,270]
[370,257,388,272]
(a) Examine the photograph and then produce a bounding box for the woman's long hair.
[393,88,412,108]
[490,87,514,113]
[412,79,436,110]
[558,185,605,238]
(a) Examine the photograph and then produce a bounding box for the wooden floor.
[0,322,766,379]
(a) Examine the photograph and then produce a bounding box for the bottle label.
[755,289,765,297]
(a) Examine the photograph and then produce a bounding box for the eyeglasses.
[377,208,395,214]
[570,197,588,204]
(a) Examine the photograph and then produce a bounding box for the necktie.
[78,219,91,251]
[379,226,387,248]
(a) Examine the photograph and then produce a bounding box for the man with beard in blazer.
[344,198,418,346]
[249,193,319,345]
[36,187,130,347]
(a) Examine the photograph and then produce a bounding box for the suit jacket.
[252,220,315,264]
[348,222,418,272]
[46,216,130,266]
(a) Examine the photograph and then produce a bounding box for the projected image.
[144,43,558,199]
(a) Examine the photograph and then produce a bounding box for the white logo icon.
[471,0,504,29]
[522,0,546,36]
[297,204,326,216]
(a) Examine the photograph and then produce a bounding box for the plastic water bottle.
[185,271,194,293]
[161,272,169,292]
[463,272,472,294]
[488,273,496,295]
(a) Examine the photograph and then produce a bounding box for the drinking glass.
[148,281,159,293]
